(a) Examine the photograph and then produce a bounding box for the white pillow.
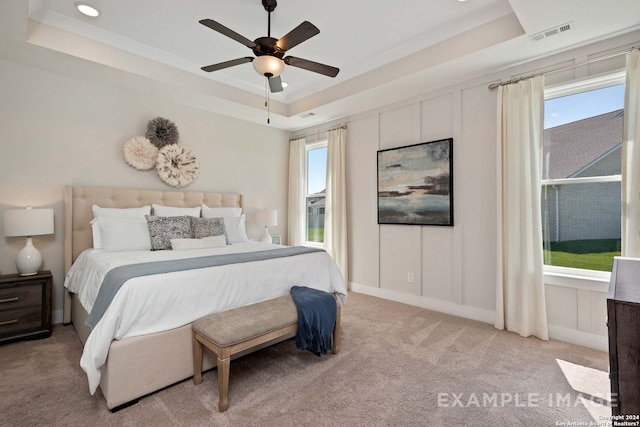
[224,214,249,244]
[152,204,201,217]
[92,205,151,218]
[170,235,227,250]
[91,205,151,248]
[94,217,151,251]
[201,204,242,219]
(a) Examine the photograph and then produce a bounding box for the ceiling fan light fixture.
[252,55,285,77]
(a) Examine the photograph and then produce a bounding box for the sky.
[307,146,327,194]
[544,84,625,129]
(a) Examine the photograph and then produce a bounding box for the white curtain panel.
[325,127,349,284]
[622,50,640,257]
[287,137,305,246]
[495,75,549,340]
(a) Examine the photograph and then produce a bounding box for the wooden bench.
[192,294,341,412]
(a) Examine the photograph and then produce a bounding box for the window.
[542,73,625,274]
[305,141,327,244]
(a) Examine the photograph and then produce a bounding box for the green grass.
[544,239,621,272]
[307,227,324,243]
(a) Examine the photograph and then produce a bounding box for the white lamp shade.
[4,208,54,237]
[252,55,285,77]
[255,209,277,227]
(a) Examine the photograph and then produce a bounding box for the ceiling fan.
[199,0,340,93]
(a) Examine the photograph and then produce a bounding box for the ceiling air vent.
[529,22,573,42]
[299,112,316,118]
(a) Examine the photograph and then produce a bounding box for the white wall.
[0,58,290,323]
[316,30,640,351]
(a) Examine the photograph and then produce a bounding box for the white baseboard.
[547,324,608,352]
[349,282,608,352]
[350,282,495,324]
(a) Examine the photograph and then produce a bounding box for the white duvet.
[63,242,347,394]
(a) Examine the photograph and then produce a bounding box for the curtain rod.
[291,124,347,141]
[487,46,639,90]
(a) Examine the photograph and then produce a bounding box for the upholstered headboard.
[63,185,243,271]
[62,185,243,323]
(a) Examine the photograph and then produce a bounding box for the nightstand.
[0,271,52,344]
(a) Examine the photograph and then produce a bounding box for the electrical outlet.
[408,272,414,283]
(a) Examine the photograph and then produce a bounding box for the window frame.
[304,140,327,248]
[542,71,626,290]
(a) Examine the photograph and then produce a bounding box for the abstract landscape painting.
[377,138,453,226]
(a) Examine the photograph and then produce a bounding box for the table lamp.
[255,209,277,244]
[3,207,54,276]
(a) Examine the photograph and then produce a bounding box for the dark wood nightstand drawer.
[0,285,43,311]
[0,271,52,344]
[0,306,41,337]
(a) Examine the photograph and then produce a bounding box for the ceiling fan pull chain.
[265,77,270,124]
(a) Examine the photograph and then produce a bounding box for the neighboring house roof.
[307,191,326,208]
[543,109,623,179]
[308,198,325,208]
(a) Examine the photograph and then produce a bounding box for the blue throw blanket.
[290,286,336,356]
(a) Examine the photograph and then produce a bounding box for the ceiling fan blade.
[276,21,320,51]
[284,56,339,77]
[199,19,256,48]
[268,75,284,93]
[201,57,254,72]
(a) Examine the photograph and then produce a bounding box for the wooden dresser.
[607,257,640,416]
[0,271,52,344]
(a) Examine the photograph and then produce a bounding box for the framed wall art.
[377,138,453,226]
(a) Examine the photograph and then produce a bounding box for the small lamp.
[3,207,54,276]
[255,209,277,244]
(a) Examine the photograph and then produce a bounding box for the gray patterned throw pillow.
[146,215,192,251]
[190,217,226,241]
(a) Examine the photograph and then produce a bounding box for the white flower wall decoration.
[156,144,199,188]
[122,136,158,171]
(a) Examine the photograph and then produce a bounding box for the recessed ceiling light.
[75,3,100,17]
[281,81,289,88]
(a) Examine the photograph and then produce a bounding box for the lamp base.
[16,237,42,276]
[260,227,272,244]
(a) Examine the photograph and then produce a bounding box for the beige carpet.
[0,292,611,426]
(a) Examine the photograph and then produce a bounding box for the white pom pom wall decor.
[122,136,158,171]
[156,144,199,188]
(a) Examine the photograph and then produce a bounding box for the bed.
[62,185,347,410]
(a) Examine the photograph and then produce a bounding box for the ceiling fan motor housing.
[253,37,284,58]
